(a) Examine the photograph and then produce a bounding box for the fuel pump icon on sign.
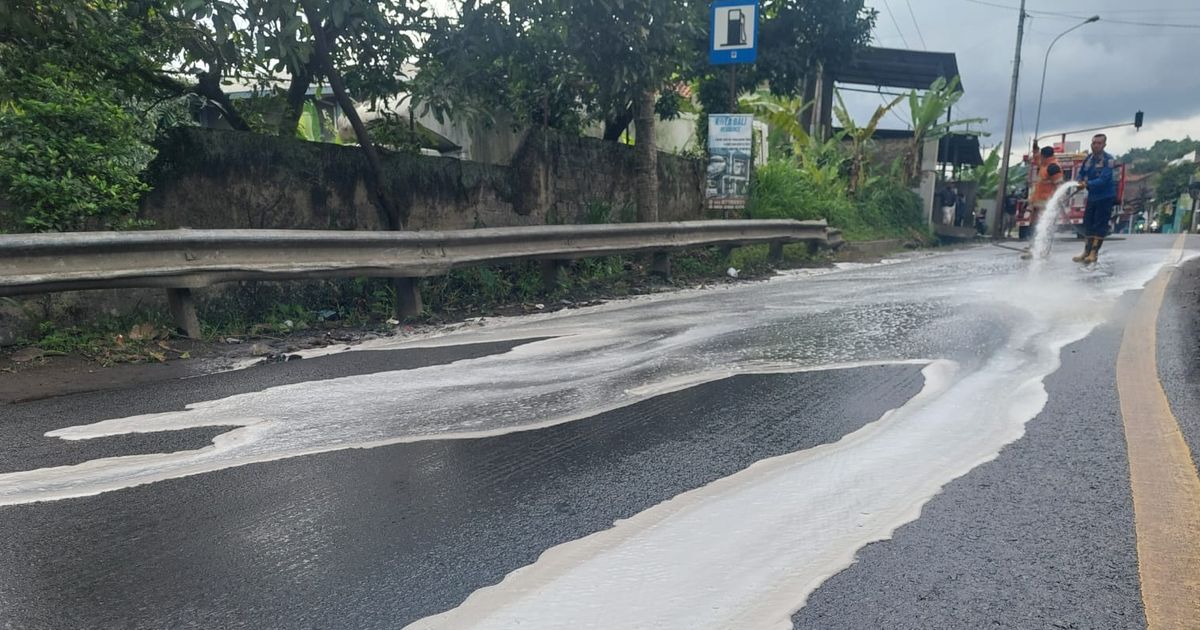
[722,9,747,47]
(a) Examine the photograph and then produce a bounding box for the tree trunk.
[300,2,401,230]
[798,72,817,136]
[603,106,634,142]
[279,63,314,137]
[633,89,659,222]
[196,71,252,132]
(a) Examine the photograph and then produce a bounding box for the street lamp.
[1033,15,1100,144]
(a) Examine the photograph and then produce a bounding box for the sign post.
[707,1,758,216]
[709,0,758,66]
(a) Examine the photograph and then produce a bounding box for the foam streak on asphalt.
[0,245,1191,629]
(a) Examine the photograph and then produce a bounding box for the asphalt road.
[0,234,1197,629]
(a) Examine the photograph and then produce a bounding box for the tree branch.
[300,0,401,230]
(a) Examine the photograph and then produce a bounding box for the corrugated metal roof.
[836,47,962,91]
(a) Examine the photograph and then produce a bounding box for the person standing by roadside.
[938,184,958,226]
[955,188,970,227]
[1072,134,1117,264]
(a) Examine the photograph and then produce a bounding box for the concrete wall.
[140,127,706,231]
[0,128,707,347]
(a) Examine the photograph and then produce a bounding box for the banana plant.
[903,76,986,183]
[834,90,903,194]
[739,90,812,151]
[959,147,1002,197]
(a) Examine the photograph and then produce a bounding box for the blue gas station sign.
[709,0,758,65]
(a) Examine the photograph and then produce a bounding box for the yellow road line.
[1116,233,1200,630]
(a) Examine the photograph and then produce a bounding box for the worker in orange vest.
[1028,145,1063,235]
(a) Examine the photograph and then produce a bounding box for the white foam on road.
[0,248,1178,510]
[0,243,1191,630]
[399,244,1189,630]
[401,311,1091,629]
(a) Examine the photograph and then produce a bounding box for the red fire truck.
[1014,146,1128,239]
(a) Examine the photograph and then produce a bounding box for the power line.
[1097,18,1200,29]
[959,0,1200,28]
[880,0,912,48]
[903,0,928,49]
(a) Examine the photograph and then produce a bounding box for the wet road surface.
[1,234,1197,629]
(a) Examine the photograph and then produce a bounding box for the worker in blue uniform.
[1072,134,1118,264]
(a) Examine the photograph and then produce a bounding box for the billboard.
[706,114,753,212]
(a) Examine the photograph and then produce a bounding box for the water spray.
[1027,180,1085,267]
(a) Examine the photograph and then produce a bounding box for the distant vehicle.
[1114,212,1146,234]
[1015,148,1128,239]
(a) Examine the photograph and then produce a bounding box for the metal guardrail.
[0,219,835,338]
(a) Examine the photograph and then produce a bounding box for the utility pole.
[991,0,1027,238]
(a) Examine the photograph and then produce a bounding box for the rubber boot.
[1073,237,1094,263]
[1084,237,1103,264]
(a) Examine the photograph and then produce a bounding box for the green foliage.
[834,90,902,193]
[1120,137,1200,173]
[671,243,823,279]
[857,176,925,236]
[364,112,432,153]
[959,147,1002,198]
[414,0,702,134]
[694,0,875,122]
[198,277,400,337]
[902,76,985,184]
[1157,162,1199,204]
[22,310,182,365]
[747,158,924,241]
[0,51,152,232]
[747,159,849,222]
[741,90,814,151]
[754,0,876,97]
[583,201,614,225]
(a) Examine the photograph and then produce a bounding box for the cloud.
[856,0,1200,149]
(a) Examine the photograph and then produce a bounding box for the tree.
[413,0,590,133]
[415,0,701,222]
[174,0,429,228]
[1157,162,1199,205]
[754,0,875,97]
[1120,137,1200,174]
[561,0,700,221]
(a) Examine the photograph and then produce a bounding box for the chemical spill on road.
[0,243,1191,628]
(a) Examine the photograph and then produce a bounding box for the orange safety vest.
[1030,156,1063,203]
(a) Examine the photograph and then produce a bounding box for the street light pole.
[990,0,1027,238]
[1033,16,1100,143]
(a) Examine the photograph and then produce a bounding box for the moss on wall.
[142,127,702,231]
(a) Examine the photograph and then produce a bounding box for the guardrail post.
[165,288,202,339]
[650,251,671,280]
[768,241,785,264]
[394,278,423,318]
[540,260,565,293]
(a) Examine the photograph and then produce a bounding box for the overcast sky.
[848,0,1200,155]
